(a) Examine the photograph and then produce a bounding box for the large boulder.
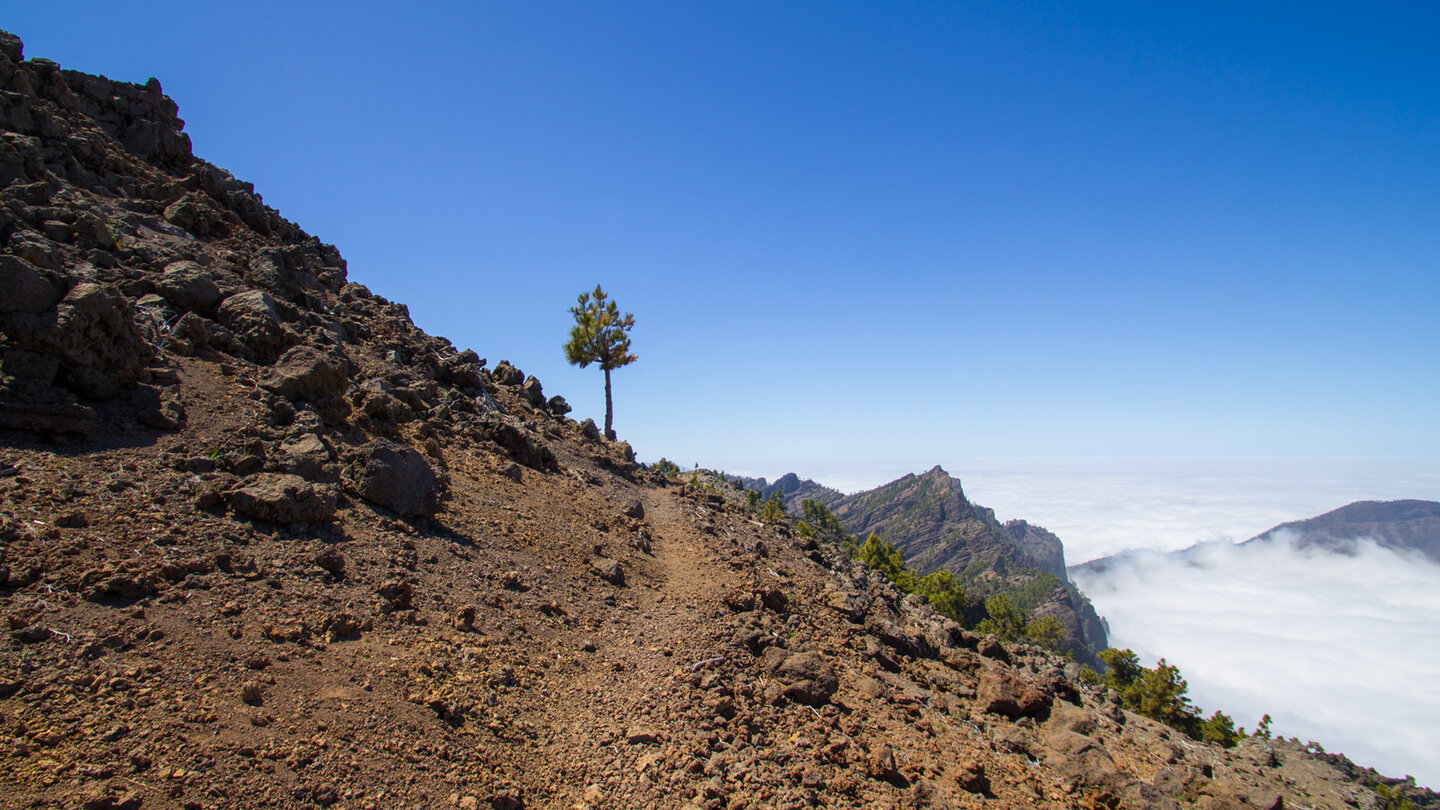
[520,375,545,406]
[1,347,59,391]
[0,29,22,62]
[0,398,97,436]
[1040,707,1128,795]
[344,440,439,517]
[474,414,556,470]
[260,344,350,424]
[9,282,152,400]
[163,192,223,237]
[215,289,286,359]
[491,360,523,386]
[171,312,248,356]
[770,651,838,706]
[279,433,337,482]
[976,662,1050,719]
[155,260,222,314]
[439,350,484,389]
[589,558,625,586]
[261,344,348,401]
[0,255,63,314]
[225,473,337,524]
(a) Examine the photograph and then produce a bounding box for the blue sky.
[8,2,1438,483]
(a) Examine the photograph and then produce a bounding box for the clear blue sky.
[9,2,1438,484]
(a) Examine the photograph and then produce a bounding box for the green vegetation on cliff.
[1093,648,1245,748]
[799,499,1069,652]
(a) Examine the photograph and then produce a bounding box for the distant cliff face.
[758,466,1108,664]
[745,472,844,510]
[1245,499,1440,564]
[1074,499,1440,582]
[1004,519,1067,581]
[832,466,1013,575]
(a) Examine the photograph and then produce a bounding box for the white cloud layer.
[1074,534,1440,789]
[950,455,1440,562]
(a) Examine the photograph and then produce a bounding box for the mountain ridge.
[1073,499,1440,579]
[1244,499,1440,564]
[746,466,1109,666]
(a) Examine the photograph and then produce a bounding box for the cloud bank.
[1073,534,1440,789]
[952,455,1440,562]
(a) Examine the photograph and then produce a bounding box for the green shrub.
[800,499,848,543]
[760,490,787,522]
[1022,615,1067,650]
[1198,710,1244,748]
[976,594,1026,641]
[915,569,967,623]
[1097,648,1248,748]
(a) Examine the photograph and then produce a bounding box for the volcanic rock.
[770,650,838,706]
[224,473,338,524]
[155,260,223,314]
[344,440,439,517]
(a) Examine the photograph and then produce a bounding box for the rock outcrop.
[781,465,1111,664]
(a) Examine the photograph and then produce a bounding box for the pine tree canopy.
[564,285,636,372]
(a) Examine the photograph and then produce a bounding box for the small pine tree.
[856,532,907,582]
[1023,615,1067,651]
[563,285,636,440]
[1098,648,1144,692]
[1097,648,1230,741]
[1198,710,1245,748]
[760,489,787,522]
[1375,782,1420,810]
[1129,659,1198,730]
[915,569,968,625]
[1254,714,1272,740]
[799,499,849,544]
[976,594,1026,641]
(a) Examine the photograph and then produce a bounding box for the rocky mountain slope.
[830,467,1057,579]
[751,467,1109,666]
[1,29,1432,809]
[1244,499,1440,564]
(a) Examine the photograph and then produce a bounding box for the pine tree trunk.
[603,366,615,440]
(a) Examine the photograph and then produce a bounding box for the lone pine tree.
[564,285,636,440]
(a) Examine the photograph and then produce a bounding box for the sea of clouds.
[801,455,1440,788]
[1074,534,1440,789]
[953,455,1440,563]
